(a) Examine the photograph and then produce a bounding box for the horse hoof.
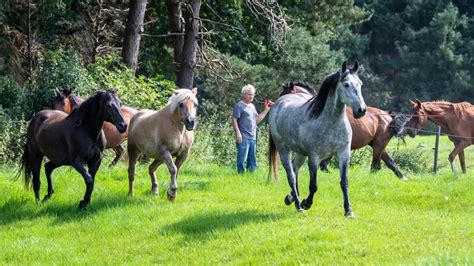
[284,194,294,205]
[344,211,355,219]
[297,208,305,212]
[151,186,159,196]
[400,176,408,181]
[78,200,89,210]
[167,189,176,202]
[301,199,312,210]
[42,195,51,203]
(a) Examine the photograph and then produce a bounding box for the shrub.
[390,148,430,174]
[0,117,27,164]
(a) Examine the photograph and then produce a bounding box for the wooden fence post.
[433,126,441,174]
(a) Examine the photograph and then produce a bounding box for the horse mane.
[168,89,198,112]
[280,80,317,97]
[72,90,113,126]
[69,93,84,108]
[425,100,473,117]
[307,70,350,119]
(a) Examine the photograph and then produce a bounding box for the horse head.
[337,61,367,118]
[171,88,198,131]
[99,90,127,133]
[407,99,428,137]
[389,111,412,137]
[52,87,73,113]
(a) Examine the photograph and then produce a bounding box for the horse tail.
[20,144,32,189]
[268,133,280,183]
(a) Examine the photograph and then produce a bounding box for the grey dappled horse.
[268,61,366,217]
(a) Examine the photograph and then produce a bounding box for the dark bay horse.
[127,88,198,201]
[52,88,138,165]
[407,100,474,173]
[21,90,127,209]
[268,61,367,217]
[273,82,410,180]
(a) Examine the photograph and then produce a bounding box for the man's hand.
[236,132,243,144]
[264,99,274,110]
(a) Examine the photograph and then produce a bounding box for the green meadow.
[0,135,472,264]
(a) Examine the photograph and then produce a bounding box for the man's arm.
[231,117,243,144]
[256,100,273,124]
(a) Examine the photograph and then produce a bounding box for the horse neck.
[423,104,453,131]
[78,99,105,140]
[319,92,346,121]
[162,105,185,131]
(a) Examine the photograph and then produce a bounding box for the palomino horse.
[127,88,198,201]
[268,61,367,216]
[21,90,127,209]
[407,100,474,173]
[52,88,138,165]
[274,81,410,180]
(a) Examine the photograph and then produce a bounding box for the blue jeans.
[236,137,257,174]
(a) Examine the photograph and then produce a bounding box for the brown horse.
[270,81,410,182]
[52,88,138,165]
[127,88,198,201]
[20,90,127,209]
[407,100,474,173]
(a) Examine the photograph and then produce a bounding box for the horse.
[268,61,367,217]
[52,88,138,165]
[20,90,127,209]
[127,88,198,201]
[407,99,474,173]
[275,81,411,180]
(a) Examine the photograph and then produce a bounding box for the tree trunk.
[122,0,147,72]
[166,0,184,78]
[27,0,32,92]
[177,0,200,89]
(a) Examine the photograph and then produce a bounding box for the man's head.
[241,84,255,104]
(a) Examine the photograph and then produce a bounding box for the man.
[232,84,272,173]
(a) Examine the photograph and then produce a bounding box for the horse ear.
[191,87,198,95]
[351,61,359,73]
[55,87,61,97]
[341,61,347,73]
[173,89,180,95]
[416,99,422,109]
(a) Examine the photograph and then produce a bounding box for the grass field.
[0,135,473,264]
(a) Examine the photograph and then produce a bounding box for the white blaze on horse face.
[339,73,366,117]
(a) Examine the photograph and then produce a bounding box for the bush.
[87,54,174,110]
[0,117,27,164]
[390,147,430,174]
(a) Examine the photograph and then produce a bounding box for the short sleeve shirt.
[232,101,258,140]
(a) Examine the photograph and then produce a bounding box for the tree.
[122,0,147,71]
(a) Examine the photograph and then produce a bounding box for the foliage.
[390,146,431,174]
[0,117,27,164]
[86,53,175,110]
[0,75,26,119]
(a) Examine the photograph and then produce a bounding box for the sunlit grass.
[0,136,472,264]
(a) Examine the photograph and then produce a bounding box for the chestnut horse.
[407,100,474,173]
[127,88,198,201]
[272,81,410,181]
[20,90,127,209]
[52,88,138,165]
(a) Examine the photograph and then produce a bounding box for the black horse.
[20,90,127,209]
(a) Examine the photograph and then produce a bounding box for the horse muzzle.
[353,107,367,119]
[184,118,195,131]
[116,122,127,133]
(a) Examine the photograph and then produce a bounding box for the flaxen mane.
[168,89,198,111]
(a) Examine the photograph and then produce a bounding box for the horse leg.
[127,143,140,196]
[84,159,102,207]
[380,150,407,180]
[72,161,93,210]
[301,156,319,210]
[292,154,306,197]
[338,149,354,218]
[458,150,466,174]
[161,151,178,202]
[109,145,124,166]
[148,158,163,195]
[278,149,303,212]
[448,142,467,173]
[370,147,382,172]
[319,157,330,172]
[31,157,43,204]
[43,161,60,202]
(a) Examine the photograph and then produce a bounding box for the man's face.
[242,91,255,103]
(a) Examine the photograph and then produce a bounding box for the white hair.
[241,84,255,95]
[168,89,198,111]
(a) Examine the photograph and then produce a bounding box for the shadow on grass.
[0,192,138,226]
[160,210,283,242]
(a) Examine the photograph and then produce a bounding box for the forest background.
[1,0,473,164]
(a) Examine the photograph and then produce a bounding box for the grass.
[0,135,473,264]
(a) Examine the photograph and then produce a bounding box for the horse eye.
[179,103,184,108]
[344,83,349,88]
